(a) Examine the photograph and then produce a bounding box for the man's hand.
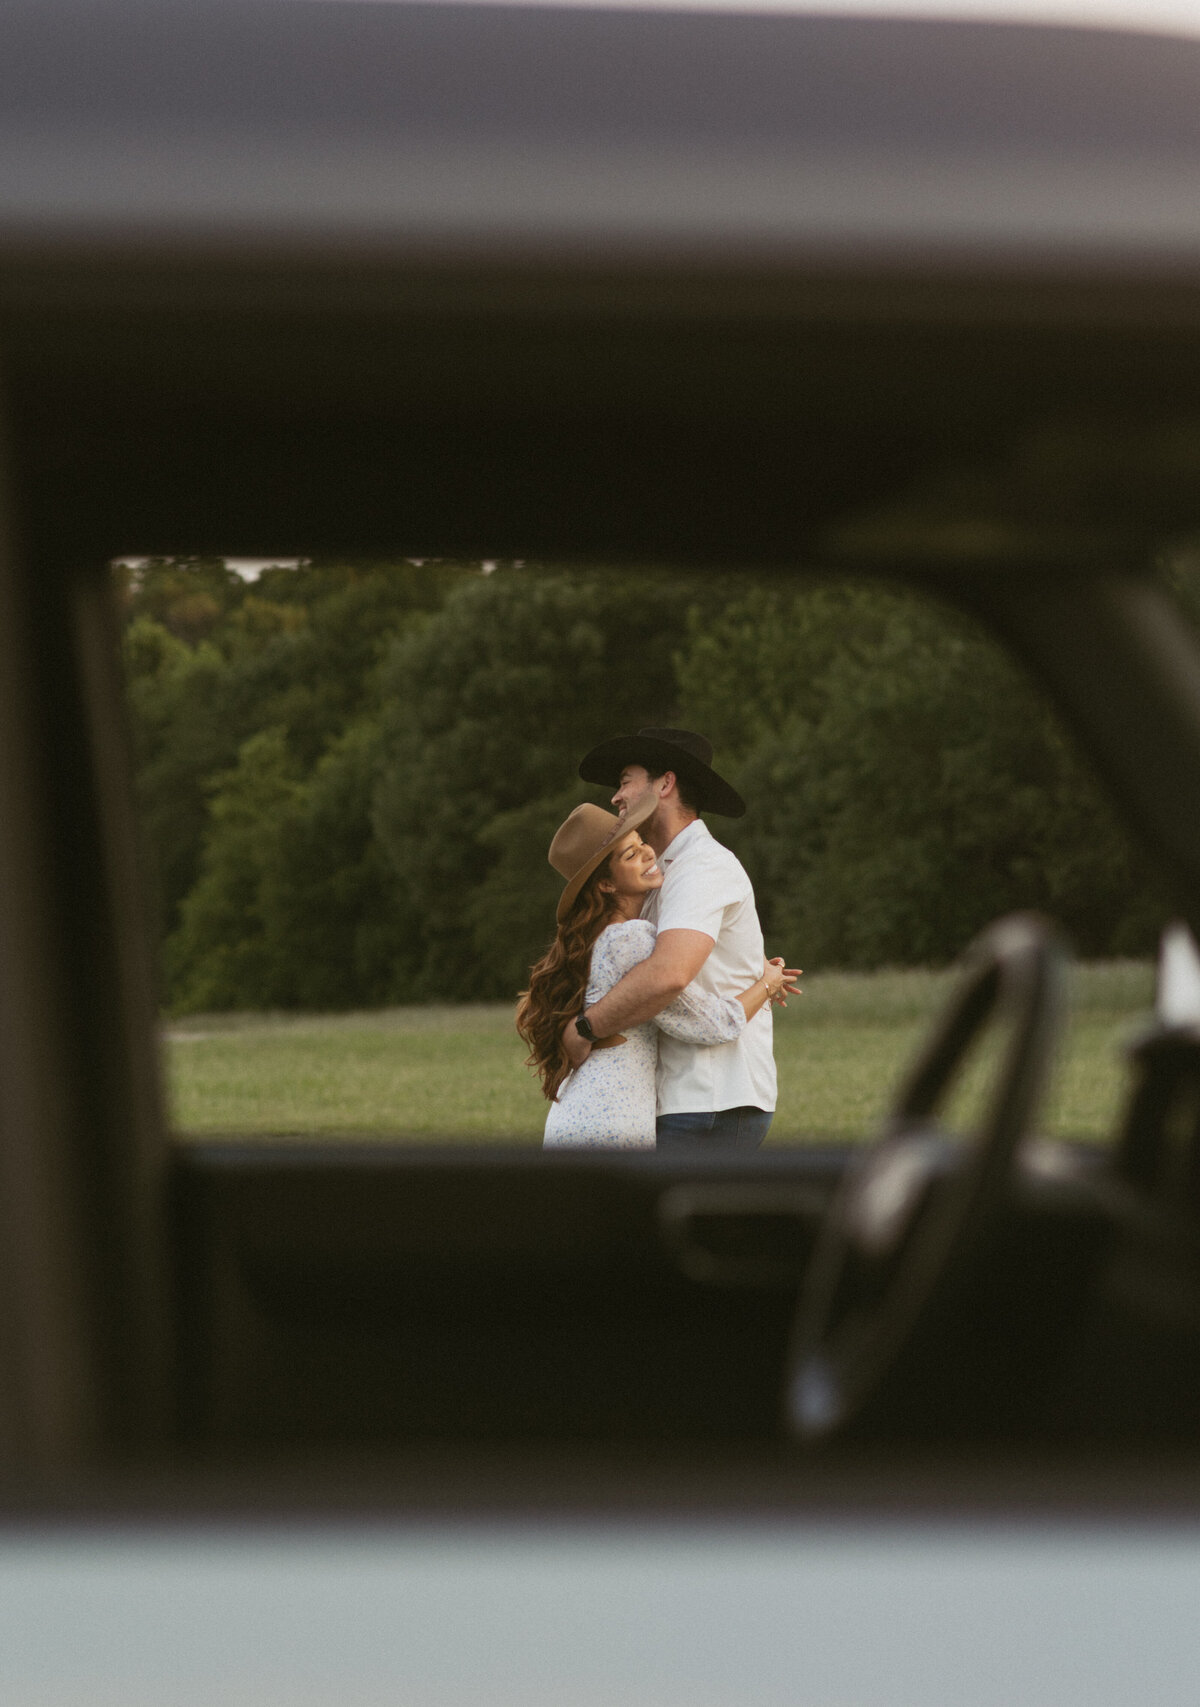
[561,1015,592,1070]
[561,1013,628,1069]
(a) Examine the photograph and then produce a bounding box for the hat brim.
[579,734,746,818]
[555,790,658,923]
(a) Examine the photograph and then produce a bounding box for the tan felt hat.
[549,790,657,923]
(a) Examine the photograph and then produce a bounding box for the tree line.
[117,558,1171,1013]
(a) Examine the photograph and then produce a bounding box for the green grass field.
[165,959,1156,1144]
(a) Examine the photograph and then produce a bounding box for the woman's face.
[601,831,663,907]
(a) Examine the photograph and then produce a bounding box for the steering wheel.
[786,913,1067,1441]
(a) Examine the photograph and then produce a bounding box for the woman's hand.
[764,956,802,1007]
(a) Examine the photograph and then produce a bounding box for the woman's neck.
[609,896,642,923]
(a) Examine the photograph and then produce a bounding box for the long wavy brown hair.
[515,864,622,1102]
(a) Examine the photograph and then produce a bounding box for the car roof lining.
[5,5,1200,265]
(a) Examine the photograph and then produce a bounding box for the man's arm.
[561,929,714,1067]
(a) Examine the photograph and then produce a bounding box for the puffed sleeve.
[586,919,658,1001]
[655,982,747,1045]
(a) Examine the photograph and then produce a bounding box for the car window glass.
[113,558,1167,1151]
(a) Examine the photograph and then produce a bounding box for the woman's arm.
[654,958,799,1046]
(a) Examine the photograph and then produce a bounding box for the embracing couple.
[517,728,800,1151]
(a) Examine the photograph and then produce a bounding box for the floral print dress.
[542,919,747,1149]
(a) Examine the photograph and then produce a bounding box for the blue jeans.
[655,1106,773,1151]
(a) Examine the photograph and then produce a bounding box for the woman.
[516,800,790,1148]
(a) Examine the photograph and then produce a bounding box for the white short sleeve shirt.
[641,819,777,1115]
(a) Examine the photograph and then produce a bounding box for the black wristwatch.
[575,1013,599,1044]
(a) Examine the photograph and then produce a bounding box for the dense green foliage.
[119,559,1170,1012]
[675,583,1166,966]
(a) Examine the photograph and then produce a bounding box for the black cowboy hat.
[578,727,746,818]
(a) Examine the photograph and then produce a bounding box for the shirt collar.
[658,817,709,867]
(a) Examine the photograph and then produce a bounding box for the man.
[561,727,797,1150]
